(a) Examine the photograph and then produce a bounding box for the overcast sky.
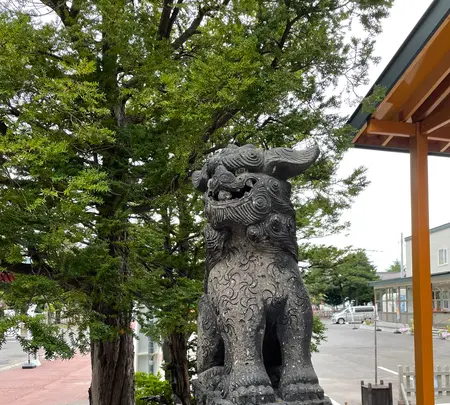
[316,0,447,272]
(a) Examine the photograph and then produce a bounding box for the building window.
[443,290,449,311]
[438,248,448,266]
[432,288,450,312]
[433,290,442,310]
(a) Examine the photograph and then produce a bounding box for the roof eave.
[347,0,450,132]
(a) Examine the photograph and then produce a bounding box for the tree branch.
[168,0,184,38]
[171,8,205,50]
[40,0,80,28]
[172,0,230,50]
[271,15,301,69]
[0,262,32,275]
[201,108,240,144]
[157,0,173,39]
[174,107,241,189]
[129,204,153,214]
[0,261,54,277]
[157,0,184,40]
[37,50,65,62]
[0,120,7,136]
[0,177,36,188]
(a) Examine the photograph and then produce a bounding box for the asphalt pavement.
[0,338,29,371]
[313,321,450,405]
[2,322,449,405]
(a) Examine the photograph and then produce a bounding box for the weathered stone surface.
[192,144,331,405]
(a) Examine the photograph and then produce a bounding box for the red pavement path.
[0,354,91,405]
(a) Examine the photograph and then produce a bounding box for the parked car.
[331,306,376,324]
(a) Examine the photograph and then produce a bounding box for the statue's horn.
[263,144,320,179]
[192,168,209,192]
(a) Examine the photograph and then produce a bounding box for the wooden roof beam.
[356,133,410,149]
[413,73,450,121]
[426,125,450,141]
[440,142,450,153]
[351,122,367,144]
[366,119,415,137]
[421,96,450,135]
[382,134,394,146]
[401,51,450,121]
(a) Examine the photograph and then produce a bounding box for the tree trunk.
[166,332,191,405]
[89,331,135,405]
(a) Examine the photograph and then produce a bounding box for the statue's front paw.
[280,365,318,387]
[279,367,329,402]
[198,366,225,391]
[228,364,275,404]
[280,383,326,402]
[229,385,275,405]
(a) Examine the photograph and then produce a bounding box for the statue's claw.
[228,364,275,404]
[279,366,331,403]
[229,384,275,405]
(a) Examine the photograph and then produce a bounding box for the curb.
[357,324,385,331]
[0,361,26,372]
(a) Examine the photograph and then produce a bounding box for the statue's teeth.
[245,179,254,188]
[218,190,232,201]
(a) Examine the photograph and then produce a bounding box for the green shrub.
[311,315,327,353]
[135,372,173,405]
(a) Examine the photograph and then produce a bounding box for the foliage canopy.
[303,247,379,306]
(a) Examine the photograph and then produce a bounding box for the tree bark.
[89,329,135,405]
[88,226,135,405]
[166,332,191,405]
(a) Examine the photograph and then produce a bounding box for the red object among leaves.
[0,271,15,283]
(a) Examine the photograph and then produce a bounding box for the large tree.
[0,1,392,405]
[386,259,401,273]
[303,247,379,306]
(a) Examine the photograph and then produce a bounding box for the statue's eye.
[235,168,247,175]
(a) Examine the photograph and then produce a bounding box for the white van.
[331,306,376,324]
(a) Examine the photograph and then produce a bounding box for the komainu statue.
[192,144,331,405]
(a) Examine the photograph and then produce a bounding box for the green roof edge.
[347,0,450,135]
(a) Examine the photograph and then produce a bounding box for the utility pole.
[395,233,405,332]
[400,232,404,278]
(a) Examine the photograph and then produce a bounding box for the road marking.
[0,361,25,372]
[378,366,398,375]
[327,397,341,405]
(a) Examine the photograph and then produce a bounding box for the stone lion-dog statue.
[192,144,331,405]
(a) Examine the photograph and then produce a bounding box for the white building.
[405,223,450,277]
[371,222,450,326]
[132,310,164,376]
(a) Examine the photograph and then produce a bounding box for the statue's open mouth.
[208,178,257,202]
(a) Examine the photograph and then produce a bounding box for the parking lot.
[313,321,450,404]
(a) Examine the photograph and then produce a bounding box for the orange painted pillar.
[410,123,434,405]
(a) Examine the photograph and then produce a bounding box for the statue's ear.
[263,145,320,180]
[192,168,209,192]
